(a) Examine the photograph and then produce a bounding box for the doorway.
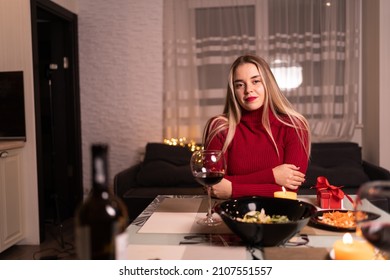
[31,0,83,241]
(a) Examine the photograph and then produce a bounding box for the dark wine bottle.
[75,144,128,259]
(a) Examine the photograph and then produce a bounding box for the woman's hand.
[207,178,232,199]
[272,164,305,190]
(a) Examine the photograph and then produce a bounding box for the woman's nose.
[245,83,253,93]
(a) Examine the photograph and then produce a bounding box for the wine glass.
[190,150,226,226]
[354,181,390,259]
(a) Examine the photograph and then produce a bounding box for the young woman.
[203,54,311,199]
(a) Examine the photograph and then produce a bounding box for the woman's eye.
[235,83,244,89]
[253,80,262,84]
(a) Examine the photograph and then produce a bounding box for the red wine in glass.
[190,150,226,226]
[194,172,224,186]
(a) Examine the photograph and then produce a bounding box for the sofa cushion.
[303,142,370,188]
[304,165,370,188]
[136,143,199,187]
[309,142,362,168]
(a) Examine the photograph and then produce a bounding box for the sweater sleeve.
[206,117,309,198]
[225,126,309,186]
[225,169,275,184]
[231,183,294,198]
[207,129,277,185]
[282,126,309,174]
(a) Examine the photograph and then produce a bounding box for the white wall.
[78,0,163,193]
[362,0,390,171]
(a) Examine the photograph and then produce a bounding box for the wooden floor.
[0,218,77,260]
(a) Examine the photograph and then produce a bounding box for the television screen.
[0,71,26,140]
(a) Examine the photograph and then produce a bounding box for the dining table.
[120,194,390,260]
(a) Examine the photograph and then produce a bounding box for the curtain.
[163,0,267,142]
[268,0,360,141]
[163,0,360,143]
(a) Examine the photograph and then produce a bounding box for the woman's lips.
[245,96,257,102]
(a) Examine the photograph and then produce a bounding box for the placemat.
[138,212,200,233]
[138,212,233,234]
[138,197,232,234]
[263,247,330,260]
[154,197,204,213]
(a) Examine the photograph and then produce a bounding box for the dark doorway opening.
[31,0,83,242]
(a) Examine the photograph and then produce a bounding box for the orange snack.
[318,211,367,228]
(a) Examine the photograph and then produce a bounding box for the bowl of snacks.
[215,196,317,247]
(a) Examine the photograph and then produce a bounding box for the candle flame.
[342,233,353,244]
[282,186,286,193]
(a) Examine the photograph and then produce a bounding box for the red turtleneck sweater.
[206,107,309,198]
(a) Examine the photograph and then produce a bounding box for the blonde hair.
[203,54,311,157]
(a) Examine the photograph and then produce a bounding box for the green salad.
[237,209,290,224]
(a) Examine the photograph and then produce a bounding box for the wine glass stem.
[207,185,213,219]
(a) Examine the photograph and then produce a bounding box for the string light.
[163,137,202,152]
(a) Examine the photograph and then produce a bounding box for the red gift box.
[312,177,352,209]
[316,188,343,209]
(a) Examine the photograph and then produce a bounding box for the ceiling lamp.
[270,59,303,90]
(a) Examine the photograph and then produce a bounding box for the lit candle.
[333,233,375,260]
[274,186,297,200]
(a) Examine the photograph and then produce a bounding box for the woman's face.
[233,62,265,111]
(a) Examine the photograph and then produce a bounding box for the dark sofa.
[300,142,390,194]
[114,143,203,221]
[114,142,390,221]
